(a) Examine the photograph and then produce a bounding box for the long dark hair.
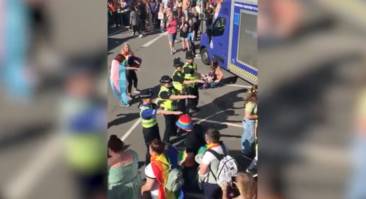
[150,138,165,154]
[108,134,124,153]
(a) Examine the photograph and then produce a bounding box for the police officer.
[139,89,182,164]
[173,57,204,114]
[157,75,196,143]
[183,51,200,113]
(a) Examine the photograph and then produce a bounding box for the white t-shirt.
[200,145,225,184]
[201,145,224,165]
[144,164,160,199]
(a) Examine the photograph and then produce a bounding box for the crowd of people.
[108,1,257,198]
[108,125,258,199]
[108,0,222,55]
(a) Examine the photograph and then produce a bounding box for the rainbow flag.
[151,154,176,199]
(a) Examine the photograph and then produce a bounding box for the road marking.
[142,32,167,48]
[196,109,231,124]
[3,134,62,199]
[199,119,243,128]
[226,84,252,89]
[120,118,141,141]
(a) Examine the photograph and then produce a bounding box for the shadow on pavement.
[221,134,241,138]
[0,123,53,151]
[195,88,246,132]
[229,150,253,172]
[108,26,128,37]
[108,112,139,129]
[108,36,136,52]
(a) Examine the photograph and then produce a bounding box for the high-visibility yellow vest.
[183,63,198,80]
[172,69,185,93]
[140,104,158,128]
[157,86,177,111]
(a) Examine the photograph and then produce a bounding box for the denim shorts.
[188,32,194,41]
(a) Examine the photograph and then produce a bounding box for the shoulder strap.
[206,149,224,182]
[206,149,224,161]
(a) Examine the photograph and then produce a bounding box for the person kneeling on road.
[157,75,196,144]
[200,60,224,89]
[139,89,182,164]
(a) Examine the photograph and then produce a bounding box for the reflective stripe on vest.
[183,63,198,80]
[157,86,176,111]
[172,70,184,92]
[140,105,157,128]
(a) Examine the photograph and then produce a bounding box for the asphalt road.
[107,27,251,196]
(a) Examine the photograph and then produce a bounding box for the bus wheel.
[200,48,210,65]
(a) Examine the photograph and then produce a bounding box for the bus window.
[237,12,257,67]
[212,17,226,36]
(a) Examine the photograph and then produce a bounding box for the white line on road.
[199,119,243,128]
[120,118,141,141]
[142,32,167,48]
[226,84,253,89]
[3,134,63,199]
[196,109,231,124]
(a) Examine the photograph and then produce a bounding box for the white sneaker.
[139,34,143,38]
[133,89,141,94]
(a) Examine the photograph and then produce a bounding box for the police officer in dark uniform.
[157,75,196,143]
[139,89,182,164]
[183,51,200,113]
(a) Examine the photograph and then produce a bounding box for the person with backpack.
[198,129,237,199]
[139,89,182,164]
[141,139,183,199]
[241,89,258,158]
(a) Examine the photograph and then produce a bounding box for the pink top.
[110,60,121,92]
[166,19,177,34]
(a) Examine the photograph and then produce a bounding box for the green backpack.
[165,167,184,192]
